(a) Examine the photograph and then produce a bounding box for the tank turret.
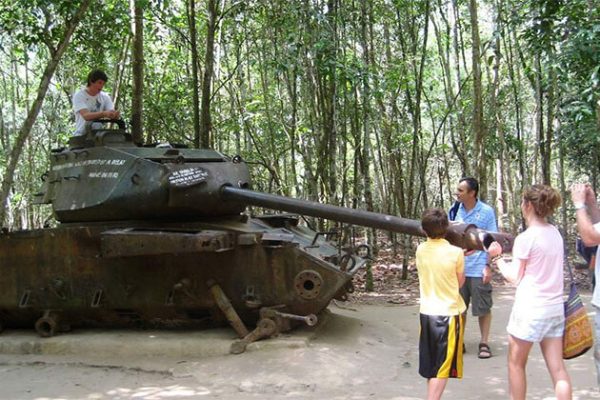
[36,120,250,222]
[1,121,512,352]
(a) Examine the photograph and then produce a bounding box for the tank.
[0,120,513,352]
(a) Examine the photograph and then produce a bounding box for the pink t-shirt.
[511,224,564,318]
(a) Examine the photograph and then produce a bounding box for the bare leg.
[508,334,533,400]
[462,312,467,350]
[540,337,572,400]
[479,312,491,345]
[427,377,448,400]
[595,309,600,387]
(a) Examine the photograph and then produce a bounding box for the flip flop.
[478,343,492,359]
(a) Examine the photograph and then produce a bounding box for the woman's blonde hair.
[523,184,561,218]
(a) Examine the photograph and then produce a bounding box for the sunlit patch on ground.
[107,385,211,399]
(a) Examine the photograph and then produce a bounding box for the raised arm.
[571,183,600,246]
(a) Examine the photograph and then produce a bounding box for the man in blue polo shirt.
[451,177,498,359]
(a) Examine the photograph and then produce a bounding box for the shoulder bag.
[563,262,594,359]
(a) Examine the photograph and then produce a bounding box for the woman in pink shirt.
[489,185,572,400]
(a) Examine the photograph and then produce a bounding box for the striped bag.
[563,282,593,359]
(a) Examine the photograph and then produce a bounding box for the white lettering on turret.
[168,168,209,187]
[52,159,126,171]
[88,172,119,179]
[52,162,74,171]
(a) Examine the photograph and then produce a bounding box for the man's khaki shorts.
[460,277,492,316]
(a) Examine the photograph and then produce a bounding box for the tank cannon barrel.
[220,186,513,252]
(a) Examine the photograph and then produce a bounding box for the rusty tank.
[0,120,512,352]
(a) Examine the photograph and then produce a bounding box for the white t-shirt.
[511,224,565,318]
[72,87,115,135]
[592,223,600,308]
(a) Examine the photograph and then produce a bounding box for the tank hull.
[0,216,361,333]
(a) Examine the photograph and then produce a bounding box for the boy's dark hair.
[459,176,479,198]
[86,69,108,86]
[421,208,449,239]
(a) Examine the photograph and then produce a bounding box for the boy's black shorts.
[419,313,464,379]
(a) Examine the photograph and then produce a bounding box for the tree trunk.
[311,0,339,205]
[504,26,526,226]
[359,0,373,210]
[199,0,218,148]
[394,0,431,278]
[469,0,486,198]
[432,2,461,189]
[542,63,555,186]
[188,0,201,148]
[0,0,92,227]
[130,0,144,144]
[558,123,568,239]
[491,0,506,228]
[451,0,469,176]
[112,35,131,111]
[533,54,544,183]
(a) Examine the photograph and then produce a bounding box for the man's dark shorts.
[460,277,492,316]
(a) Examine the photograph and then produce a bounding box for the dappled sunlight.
[29,384,213,400]
[567,353,596,372]
[125,384,211,398]
[572,388,600,399]
[526,390,600,400]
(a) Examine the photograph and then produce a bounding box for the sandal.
[478,343,492,359]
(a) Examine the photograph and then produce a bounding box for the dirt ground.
[0,281,599,399]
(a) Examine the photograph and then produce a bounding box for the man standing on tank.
[450,177,498,359]
[72,69,120,136]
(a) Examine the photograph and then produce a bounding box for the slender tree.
[469,0,486,198]
[130,0,145,143]
[198,0,218,148]
[188,0,201,148]
[0,0,92,227]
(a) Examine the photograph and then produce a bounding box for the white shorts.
[506,309,564,342]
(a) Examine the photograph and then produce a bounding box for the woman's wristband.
[490,255,503,264]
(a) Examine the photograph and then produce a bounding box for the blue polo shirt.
[453,200,498,277]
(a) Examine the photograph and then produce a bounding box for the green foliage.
[0,0,91,52]
[553,0,600,176]
[0,0,599,232]
[67,0,131,74]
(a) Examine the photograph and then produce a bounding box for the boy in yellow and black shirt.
[416,208,466,400]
